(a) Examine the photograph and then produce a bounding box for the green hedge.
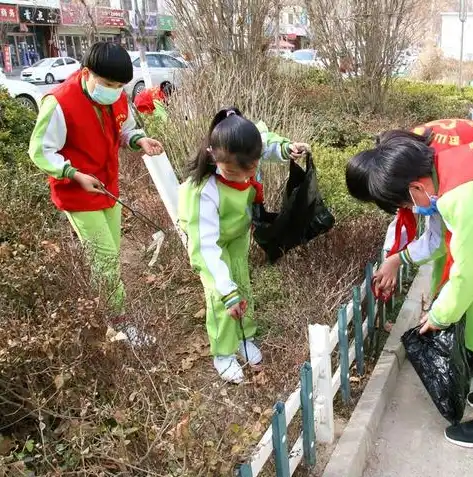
[313,140,378,221]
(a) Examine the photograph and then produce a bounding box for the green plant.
[313,140,379,221]
[0,88,36,170]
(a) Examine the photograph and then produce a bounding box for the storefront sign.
[19,6,60,24]
[97,7,127,27]
[60,2,84,25]
[0,4,18,22]
[3,0,60,7]
[157,14,174,31]
[2,44,12,73]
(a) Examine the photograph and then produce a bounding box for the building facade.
[0,0,175,71]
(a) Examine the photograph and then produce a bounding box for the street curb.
[322,265,432,477]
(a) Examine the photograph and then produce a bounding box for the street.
[10,75,57,95]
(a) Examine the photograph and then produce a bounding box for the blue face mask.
[90,83,123,105]
[411,192,438,216]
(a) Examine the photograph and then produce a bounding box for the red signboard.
[2,45,12,73]
[97,7,127,27]
[60,3,127,27]
[0,4,19,23]
[60,2,84,25]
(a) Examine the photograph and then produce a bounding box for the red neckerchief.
[216,174,264,204]
[386,207,417,258]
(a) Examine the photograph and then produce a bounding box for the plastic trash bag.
[401,318,470,425]
[252,153,335,263]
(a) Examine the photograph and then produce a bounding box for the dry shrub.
[412,42,446,82]
[146,58,314,207]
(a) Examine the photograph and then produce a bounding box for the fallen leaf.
[252,405,262,415]
[229,423,240,434]
[181,356,197,371]
[0,435,14,456]
[54,373,71,390]
[384,320,394,333]
[194,308,206,319]
[349,376,361,383]
[230,444,243,456]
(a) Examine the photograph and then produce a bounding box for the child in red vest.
[29,42,163,347]
[134,81,174,122]
[346,122,473,448]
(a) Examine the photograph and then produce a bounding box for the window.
[147,0,157,12]
[122,0,132,9]
[159,55,184,68]
[97,0,111,7]
[288,13,294,24]
[53,59,64,67]
[146,54,161,67]
[65,57,76,64]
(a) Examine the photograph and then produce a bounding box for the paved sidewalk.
[364,362,473,477]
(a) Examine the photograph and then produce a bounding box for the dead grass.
[0,141,388,475]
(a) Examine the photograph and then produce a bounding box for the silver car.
[125,51,187,99]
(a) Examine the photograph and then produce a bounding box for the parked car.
[21,57,80,85]
[290,49,324,68]
[0,68,42,113]
[126,51,187,99]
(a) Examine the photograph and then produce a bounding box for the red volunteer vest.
[48,71,129,212]
[389,121,473,290]
[388,119,473,258]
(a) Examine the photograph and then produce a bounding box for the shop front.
[59,2,127,60]
[0,3,19,71]
[17,5,61,61]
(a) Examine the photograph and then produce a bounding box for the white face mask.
[89,83,123,105]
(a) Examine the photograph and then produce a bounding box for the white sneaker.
[118,324,157,348]
[238,339,262,366]
[213,355,244,384]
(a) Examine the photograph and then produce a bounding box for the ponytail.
[188,107,248,184]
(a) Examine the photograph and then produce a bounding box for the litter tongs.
[91,175,162,232]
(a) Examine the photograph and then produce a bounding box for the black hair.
[160,80,175,104]
[188,107,263,184]
[82,42,133,84]
[345,129,434,213]
[346,130,435,214]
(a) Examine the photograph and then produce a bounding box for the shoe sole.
[444,430,473,448]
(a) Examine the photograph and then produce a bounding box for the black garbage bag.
[401,318,470,425]
[252,153,335,263]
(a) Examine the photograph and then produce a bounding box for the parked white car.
[290,49,324,68]
[21,57,80,85]
[0,68,43,113]
[126,51,187,99]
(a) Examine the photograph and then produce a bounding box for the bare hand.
[136,137,163,156]
[228,300,247,320]
[289,142,310,159]
[419,312,441,334]
[373,254,401,299]
[73,171,104,194]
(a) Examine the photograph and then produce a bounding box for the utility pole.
[459,0,467,87]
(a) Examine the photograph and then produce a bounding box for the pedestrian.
[134,80,175,122]
[178,107,309,383]
[28,41,163,347]
[345,119,473,447]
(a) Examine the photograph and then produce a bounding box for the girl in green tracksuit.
[178,107,309,383]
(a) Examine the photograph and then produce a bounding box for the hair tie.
[226,110,236,118]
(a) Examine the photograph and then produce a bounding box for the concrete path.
[363,362,473,477]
